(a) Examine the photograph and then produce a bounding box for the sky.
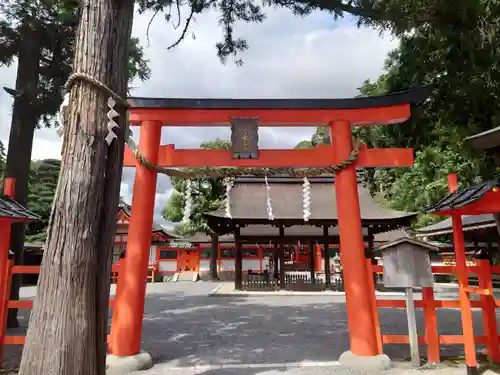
[0,7,398,229]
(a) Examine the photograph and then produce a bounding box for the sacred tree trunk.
[5,20,41,328]
[18,1,134,374]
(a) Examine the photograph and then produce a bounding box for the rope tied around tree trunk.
[57,72,130,144]
[63,72,130,108]
[56,72,362,177]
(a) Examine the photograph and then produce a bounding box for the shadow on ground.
[1,282,496,372]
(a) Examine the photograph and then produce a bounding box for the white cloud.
[0,7,398,227]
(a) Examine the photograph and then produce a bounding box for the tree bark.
[5,20,41,328]
[18,1,134,374]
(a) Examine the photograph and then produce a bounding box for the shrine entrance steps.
[173,271,199,282]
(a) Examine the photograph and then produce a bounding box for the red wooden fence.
[368,259,500,363]
[1,259,499,367]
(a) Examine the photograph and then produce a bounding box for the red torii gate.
[108,88,430,371]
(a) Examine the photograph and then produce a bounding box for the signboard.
[231,117,259,159]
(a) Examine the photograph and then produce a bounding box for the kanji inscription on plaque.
[231,117,259,159]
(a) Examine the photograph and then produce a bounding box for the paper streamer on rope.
[55,94,120,146]
[182,179,193,223]
[105,97,120,145]
[224,178,234,218]
[302,176,311,222]
[56,93,70,137]
[264,175,274,221]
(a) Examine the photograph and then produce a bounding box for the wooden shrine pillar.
[279,227,285,289]
[273,243,279,279]
[309,242,315,284]
[210,233,219,280]
[323,225,331,287]
[315,243,322,272]
[367,227,378,287]
[331,120,379,357]
[235,229,243,290]
[110,120,161,357]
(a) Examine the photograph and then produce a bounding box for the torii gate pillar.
[332,120,391,369]
[108,121,161,370]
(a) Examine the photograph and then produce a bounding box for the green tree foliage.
[25,159,61,242]
[0,1,150,126]
[137,0,499,66]
[300,4,500,228]
[294,140,314,149]
[163,138,231,235]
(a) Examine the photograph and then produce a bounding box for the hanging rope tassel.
[302,176,311,222]
[224,178,234,218]
[182,179,193,223]
[265,174,274,221]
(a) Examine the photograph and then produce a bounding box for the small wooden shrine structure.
[203,175,416,290]
[110,86,430,366]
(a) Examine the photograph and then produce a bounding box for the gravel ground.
[2,282,498,374]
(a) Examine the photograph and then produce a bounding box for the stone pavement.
[129,362,495,375]
[4,281,498,374]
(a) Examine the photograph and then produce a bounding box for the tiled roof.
[0,196,40,222]
[415,214,496,236]
[205,176,416,224]
[118,202,178,238]
[424,180,499,214]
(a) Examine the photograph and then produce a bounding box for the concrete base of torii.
[339,351,392,372]
[106,352,153,375]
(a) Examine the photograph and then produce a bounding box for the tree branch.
[167,7,194,51]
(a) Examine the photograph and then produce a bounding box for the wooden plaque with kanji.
[231,117,259,159]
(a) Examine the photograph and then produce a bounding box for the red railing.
[1,258,499,366]
[0,261,120,363]
[368,259,500,363]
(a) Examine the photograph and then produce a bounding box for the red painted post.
[331,120,379,357]
[0,261,13,363]
[109,121,162,356]
[315,244,322,272]
[477,259,500,362]
[366,259,383,354]
[448,173,478,371]
[422,287,440,363]
[0,178,15,364]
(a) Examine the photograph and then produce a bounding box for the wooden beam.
[279,227,285,290]
[234,228,243,290]
[129,104,411,126]
[124,144,413,168]
[309,241,315,284]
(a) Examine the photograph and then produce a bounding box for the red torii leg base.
[332,121,391,371]
[107,121,162,373]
